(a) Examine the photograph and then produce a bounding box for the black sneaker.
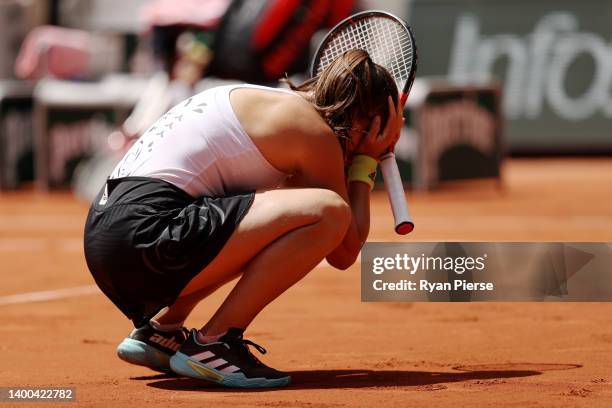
[170,328,291,388]
[116,322,189,372]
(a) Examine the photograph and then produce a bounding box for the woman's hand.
[352,96,404,160]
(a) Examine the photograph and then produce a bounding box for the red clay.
[1,158,611,407]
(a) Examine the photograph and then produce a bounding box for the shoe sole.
[169,352,291,388]
[116,338,172,373]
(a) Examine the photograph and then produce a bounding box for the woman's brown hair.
[282,49,399,151]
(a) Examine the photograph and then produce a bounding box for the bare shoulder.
[231,86,342,174]
[274,95,346,193]
[271,93,331,139]
[279,97,343,165]
[231,87,328,137]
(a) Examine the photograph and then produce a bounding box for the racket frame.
[310,10,417,234]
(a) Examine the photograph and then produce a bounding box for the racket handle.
[380,152,414,234]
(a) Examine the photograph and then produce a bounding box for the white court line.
[0,238,83,252]
[0,239,47,251]
[0,216,84,230]
[0,261,338,307]
[0,285,100,306]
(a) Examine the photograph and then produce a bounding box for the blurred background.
[0,0,610,197]
[1,4,611,405]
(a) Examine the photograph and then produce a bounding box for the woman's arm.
[273,97,402,270]
[325,180,371,269]
[301,97,404,269]
[290,136,359,264]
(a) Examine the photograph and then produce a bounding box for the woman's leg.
[153,280,234,326]
[155,188,351,332]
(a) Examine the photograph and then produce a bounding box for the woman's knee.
[311,189,351,242]
[316,188,350,220]
[242,188,350,241]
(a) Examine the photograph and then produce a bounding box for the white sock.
[150,318,184,332]
[196,330,226,344]
[148,307,184,332]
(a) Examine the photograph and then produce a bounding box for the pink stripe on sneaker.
[191,350,214,361]
[206,358,227,368]
[220,365,240,373]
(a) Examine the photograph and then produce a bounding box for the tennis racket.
[311,10,417,234]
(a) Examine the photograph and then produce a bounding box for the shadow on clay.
[142,363,581,392]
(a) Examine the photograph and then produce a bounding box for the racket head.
[310,10,417,103]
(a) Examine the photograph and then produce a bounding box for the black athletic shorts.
[83,177,254,327]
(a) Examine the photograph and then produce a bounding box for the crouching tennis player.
[84,49,403,388]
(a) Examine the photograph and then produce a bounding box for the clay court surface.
[1,157,611,407]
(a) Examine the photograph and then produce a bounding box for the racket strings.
[316,17,414,92]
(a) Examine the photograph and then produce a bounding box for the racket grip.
[379,152,414,235]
